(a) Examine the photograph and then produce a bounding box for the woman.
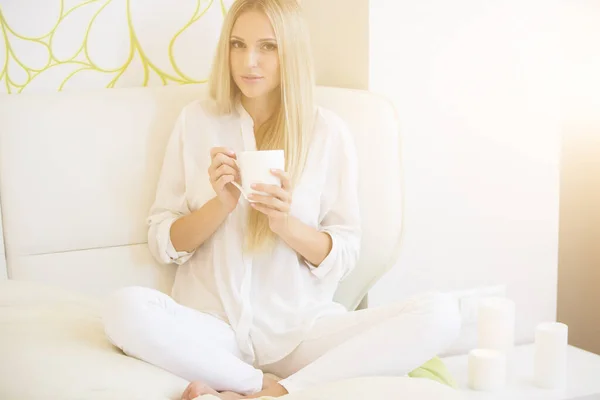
[102,0,461,399]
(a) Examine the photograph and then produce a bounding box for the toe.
[185,381,220,399]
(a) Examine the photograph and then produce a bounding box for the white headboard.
[0,84,401,310]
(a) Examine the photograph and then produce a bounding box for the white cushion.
[0,280,459,400]
[0,84,401,310]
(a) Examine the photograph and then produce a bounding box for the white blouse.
[147,97,361,367]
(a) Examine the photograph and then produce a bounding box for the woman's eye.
[263,43,277,51]
[230,40,243,49]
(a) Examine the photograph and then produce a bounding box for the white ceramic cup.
[230,150,285,202]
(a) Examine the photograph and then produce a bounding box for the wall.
[0,0,234,93]
[557,0,600,355]
[302,0,369,90]
[367,0,561,354]
[0,0,367,93]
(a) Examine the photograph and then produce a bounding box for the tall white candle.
[468,349,507,391]
[477,297,516,352]
[534,322,568,389]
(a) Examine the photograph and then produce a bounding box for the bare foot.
[181,380,219,400]
[244,377,288,399]
[183,375,287,400]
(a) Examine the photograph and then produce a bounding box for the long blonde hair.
[208,0,316,252]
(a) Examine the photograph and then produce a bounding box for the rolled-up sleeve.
[305,117,361,281]
[147,110,195,265]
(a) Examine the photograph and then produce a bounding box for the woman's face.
[229,11,281,100]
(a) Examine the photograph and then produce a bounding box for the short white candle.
[468,349,507,391]
[477,297,515,352]
[534,322,568,389]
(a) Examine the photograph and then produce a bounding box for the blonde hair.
[208,0,316,252]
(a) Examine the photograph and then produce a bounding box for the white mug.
[230,150,285,202]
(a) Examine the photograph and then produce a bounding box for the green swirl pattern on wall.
[0,0,232,94]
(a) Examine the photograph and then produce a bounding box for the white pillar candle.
[534,322,568,389]
[477,297,515,352]
[468,349,507,391]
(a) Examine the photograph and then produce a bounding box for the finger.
[210,152,237,167]
[216,174,235,192]
[251,202,276,216]
[270,169,292,191]
[214,164,238,181]
[209,154,238,178]
[252,183,291,203]
[249,193,290,212]
[210,147,236,159]
[213,153,239,170]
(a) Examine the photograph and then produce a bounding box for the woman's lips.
[241,76,263,83]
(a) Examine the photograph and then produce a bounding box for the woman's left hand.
[249,169,293,235]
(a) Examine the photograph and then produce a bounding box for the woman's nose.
[245,49,259,68]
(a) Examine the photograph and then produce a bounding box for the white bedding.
[0,280,461,400]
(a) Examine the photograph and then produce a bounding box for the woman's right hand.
[208,147,241,212]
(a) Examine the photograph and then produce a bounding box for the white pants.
[101,286,461,395]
